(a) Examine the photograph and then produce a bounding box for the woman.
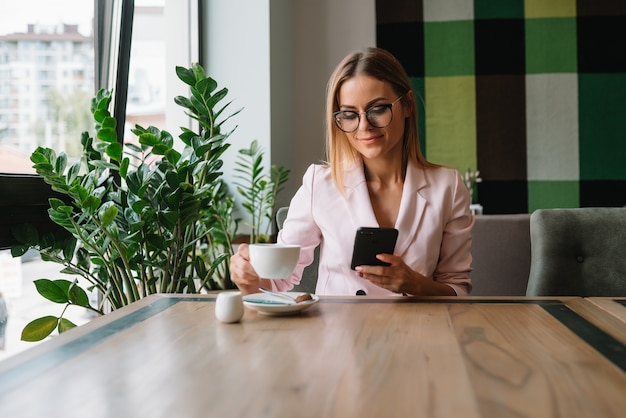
[231,47,473,296]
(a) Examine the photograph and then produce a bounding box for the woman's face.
[336,75,409,163]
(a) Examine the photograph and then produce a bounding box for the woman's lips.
[357,135,381,143]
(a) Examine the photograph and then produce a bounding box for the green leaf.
[144,233,166,251]
[193,255,208,278]
[158,211,178,229]
[32,162,55,172]
[91,256,106,266]
[68,283,91,307]
[62,237,77,261]
[152,144,169,155]
[176,65,196,86]
[120,157,130,178]
[34,279,70,303]
[30,151,49,164]
[11,223,39,245]
[190,95,210,117]
[97,127,117,143]
[164,148,181,165]
[165,171,179,188]
[95,89,112,108]
[69,184,88,203]
[125,142,143,153]
[76,247,90,271]
[40,233,58,250]
[191,63,207,85]
[138,132,159,146]
[102,116,117,129]
[49,198,66,211]
[67,162,82,184]
[81,195,101,213]
[89,160,119,170]
[58,318,78,334]
[206,87,229,109]
[196,77,217,96]
[106,142,123,162]
[60,266,83,276]
[93,108,109,123]
[174,96,193,111]
[100,205,119,226]
[55,152,67,174]
[22,316,59,342]
[53,279,72,295]
[11,244,30,258]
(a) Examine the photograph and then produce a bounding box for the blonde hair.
[324,47,438,192]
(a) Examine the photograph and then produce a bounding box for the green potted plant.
[11,63,288,341]
[235,139,290,243]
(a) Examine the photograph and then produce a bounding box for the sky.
[0,0,163,36]
[0,0,93,35]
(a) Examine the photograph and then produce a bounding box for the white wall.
[202,0,272,196]
[202,0,376,226]
[292,0,376,186]
[164,0,198,137]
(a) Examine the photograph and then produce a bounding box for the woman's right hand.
[230,243,263,295]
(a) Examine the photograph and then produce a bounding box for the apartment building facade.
[0,23,93,165]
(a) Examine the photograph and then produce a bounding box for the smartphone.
[350,227,399,270]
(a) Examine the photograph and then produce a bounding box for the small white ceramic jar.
[215,291,244,323]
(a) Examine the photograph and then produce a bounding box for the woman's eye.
[368,106,387,115]
[341,112,358,120]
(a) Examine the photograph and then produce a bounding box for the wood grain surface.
[1,295,625,418]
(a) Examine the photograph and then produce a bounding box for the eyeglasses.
[333,95,403,133]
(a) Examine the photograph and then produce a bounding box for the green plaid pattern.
[376,0,626,213]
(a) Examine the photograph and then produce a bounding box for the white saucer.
[243,292,319,316]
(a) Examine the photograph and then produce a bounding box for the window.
[0,0,200,360]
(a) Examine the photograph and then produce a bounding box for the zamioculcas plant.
[12,63,242,341]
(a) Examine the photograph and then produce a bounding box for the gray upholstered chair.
[526,208,626,296]
[275,207,318,293]
[470,214,531,296]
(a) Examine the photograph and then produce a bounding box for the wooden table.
[1,294,625,418]
[568,297,626,346]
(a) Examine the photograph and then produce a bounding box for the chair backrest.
[526,208,626,296]
[275,206,289,231]
[471,214,531,296]
[275,207,318,293]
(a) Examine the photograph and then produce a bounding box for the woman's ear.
[403,90,415,118]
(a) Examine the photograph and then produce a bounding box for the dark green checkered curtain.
[376,0,626,214]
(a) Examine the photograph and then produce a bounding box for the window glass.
[126,0,166,139]
[0,0,94,174]
[0,0,95,361]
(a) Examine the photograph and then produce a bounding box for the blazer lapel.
[394,161,428,256]
[342,161,380,228]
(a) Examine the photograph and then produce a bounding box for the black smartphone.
[350,227,399,270]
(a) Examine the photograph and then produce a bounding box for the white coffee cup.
[248,244,301,279]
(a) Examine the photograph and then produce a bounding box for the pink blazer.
[275,160,473,296]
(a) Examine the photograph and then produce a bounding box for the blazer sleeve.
[434,170,473,296]
[272,165,322,292]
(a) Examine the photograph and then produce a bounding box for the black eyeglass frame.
[332,95,404,133]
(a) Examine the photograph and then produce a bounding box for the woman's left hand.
[354,254,417,294]
[355,254,456,296]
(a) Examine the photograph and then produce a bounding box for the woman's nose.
[356,112,373,131]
